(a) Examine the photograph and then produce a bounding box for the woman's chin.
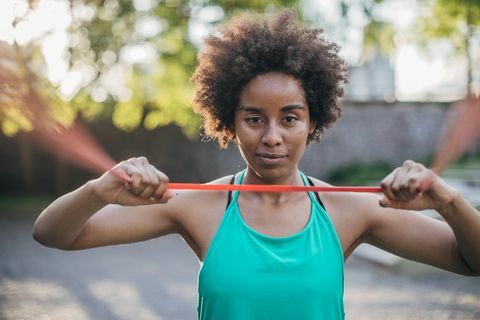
[248,164,293,183]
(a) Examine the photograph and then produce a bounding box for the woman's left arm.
[433,189,480,275]
[364,160,480,276]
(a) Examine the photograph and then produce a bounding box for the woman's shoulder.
[207,174,236,185]
[168,174,236,217]
[306,176,380,211]
[306,176,381,245]
[305,176,331,187]
[167,174,237,249]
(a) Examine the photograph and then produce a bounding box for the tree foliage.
[418,0,480,43]
[416,0,480,93]
[1,0,299,137]
[338,0,395,58]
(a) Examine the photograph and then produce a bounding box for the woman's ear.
[309,121,316,134]
[229,124,237,144]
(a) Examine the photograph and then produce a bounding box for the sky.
[0,0,478,101]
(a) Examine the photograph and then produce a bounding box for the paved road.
[1,217,479,320]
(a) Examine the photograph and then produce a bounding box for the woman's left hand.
[379,160,459,213]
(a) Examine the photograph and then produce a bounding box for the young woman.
[33,10,480,320]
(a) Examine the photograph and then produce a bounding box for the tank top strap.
[231,169,246,203]
[299,171,320,204]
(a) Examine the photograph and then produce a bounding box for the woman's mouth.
[256,152,287,165]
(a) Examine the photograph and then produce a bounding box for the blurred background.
[0,0,479,319]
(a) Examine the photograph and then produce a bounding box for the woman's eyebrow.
[281,104,306,112]
[237,104,306,112]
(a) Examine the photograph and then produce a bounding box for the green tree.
[311,0,395,61]
[0,0,299,138]
[417,0,480,95]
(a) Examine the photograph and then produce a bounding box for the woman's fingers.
[136,162,159,199]
[379,160,445,211]
[114,157,173,205]
[380,168,398,201]
[380,160,425,205]
[108,166,132,184]
[395,162,423,202]
[152,169,170,200]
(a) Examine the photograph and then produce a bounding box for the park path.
[1,216,479,320]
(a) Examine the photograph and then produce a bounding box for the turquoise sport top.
[197,171,345,320]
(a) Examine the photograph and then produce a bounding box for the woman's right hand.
[91,157,175,206]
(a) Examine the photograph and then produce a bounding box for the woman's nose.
[261,122,282,146]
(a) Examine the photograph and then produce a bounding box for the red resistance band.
[167,183,381,193]
[109,168,381,193]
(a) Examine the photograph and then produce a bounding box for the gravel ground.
[0,217,479,320]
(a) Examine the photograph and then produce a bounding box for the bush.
[326,161,393,186]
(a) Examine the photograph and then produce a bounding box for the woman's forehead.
[243,72,302,90]
[238,72,307,106]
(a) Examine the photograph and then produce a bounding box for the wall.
[300,101,450,177]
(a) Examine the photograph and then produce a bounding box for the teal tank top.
[197,171,345,320]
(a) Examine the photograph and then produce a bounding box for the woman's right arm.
[33,157,177,250]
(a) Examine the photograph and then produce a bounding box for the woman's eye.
[284,116,297,124]
[247,117,262,124]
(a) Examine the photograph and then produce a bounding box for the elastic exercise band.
[167,183,381,193]
[109,168,381,193]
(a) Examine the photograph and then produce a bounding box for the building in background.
[346,51,395,102]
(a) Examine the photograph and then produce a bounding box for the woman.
[33,10,480,320]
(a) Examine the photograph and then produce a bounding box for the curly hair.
[191,9,347,148]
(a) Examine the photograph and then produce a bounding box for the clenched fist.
[91,157,175,206]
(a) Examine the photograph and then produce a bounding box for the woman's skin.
[33,72,480,277]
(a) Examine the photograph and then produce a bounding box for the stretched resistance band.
[167,183,381,193]
[110,168,381,193]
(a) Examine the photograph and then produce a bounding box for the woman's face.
[234,72,315,182]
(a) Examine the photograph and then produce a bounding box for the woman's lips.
[256,152,287,165]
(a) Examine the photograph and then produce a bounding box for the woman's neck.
[241,166,305,204]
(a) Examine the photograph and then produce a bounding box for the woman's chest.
[181,193,366,262]
[200,254,342,300]
[199,226,343,299]
[182,196,311,260]
[237,197,312,237]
